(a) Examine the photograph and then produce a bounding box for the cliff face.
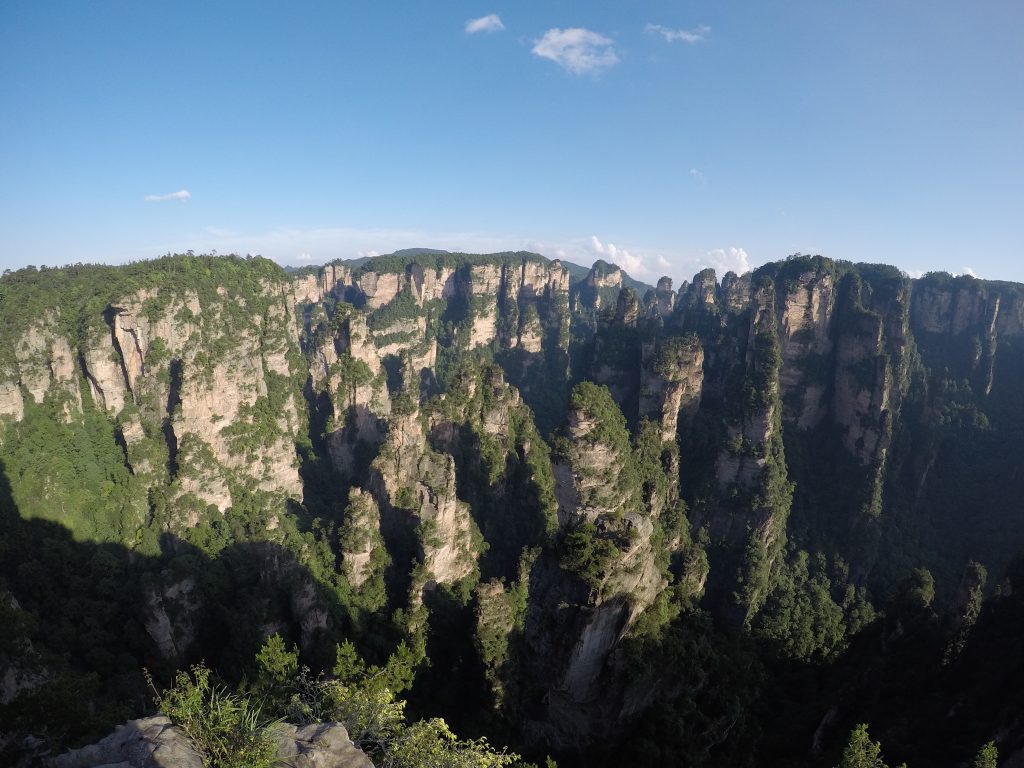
[302,256,571,355]
[910,273,1024,400]
[370,398,481,593]
[5,251,1024,764]
[775,268,835,429]
[520,382,667,748]
[639,334,703,442]
[1,271,306,517]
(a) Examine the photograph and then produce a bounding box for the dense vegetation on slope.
[1,252,1023,766]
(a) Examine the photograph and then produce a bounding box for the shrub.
[148,665,280,768]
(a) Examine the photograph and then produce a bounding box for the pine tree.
[839,724,888,768]
[973,741,998,768]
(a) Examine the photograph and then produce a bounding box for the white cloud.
[689,168,707,184]
[150,224,755,288]
[532,28,619,74]
[358,250,380,259]
[144,189,190,202]
[906,269,924,279]
[963,266,979,278]
[645,23,710,44]
[589,235,648,276]
[465,14,504,34]
[702,247,752,276]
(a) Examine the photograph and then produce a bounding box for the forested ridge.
[2,251,1023,766]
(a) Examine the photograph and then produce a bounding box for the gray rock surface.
[49,716,202,768]
[274,722,374,768]
[49,717,374,768]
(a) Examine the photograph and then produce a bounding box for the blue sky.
[2,1,1022,284]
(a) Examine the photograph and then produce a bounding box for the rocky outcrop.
[775,267,836,429]
[833,304,891,463]
[698,278,793,623]
[516,304,544,353]
[0,380,24,423]
[715,283,781,492]
[81,327,129,414]
[313,310,390,479]
[574,261,623,314]
[289,576,330,650]
[340,488,385,590]
[722,271,752,313]
[357,270,403,309]
[640,335,704,441]
[371,400,480,591]
[13,313,81,420]
[291,273,324,306]
[0,273,307,512]
[50,716,203,768]
[274,722,374,768]
[49,717,373,768]
[144,578,198,660]
[292,263,355,306]
[653,277,675,317]
[554,415,632,528]
[429,366,519,447]
[691,268,719,309]
[522,383,665,748]
[672,267,754,331]
[300,256,571,367]
[832,272,910,468]
[468,298,499,349]
[552,386,664,609]
[469,263,504,296]
[524,539,663,749]
[589,263,621,291]
[909,274,1024,397]
[909,275,1021,338]
[82,283,305,510]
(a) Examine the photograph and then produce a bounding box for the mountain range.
[1,250,1022,767]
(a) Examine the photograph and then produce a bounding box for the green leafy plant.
[147,665,280,768]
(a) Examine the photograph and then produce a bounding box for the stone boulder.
[49,716,374,768]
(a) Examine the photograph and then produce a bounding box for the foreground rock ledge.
[49,715,374,768]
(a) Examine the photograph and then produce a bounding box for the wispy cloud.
[702,247,752,276]
[590,235,648,276]
[532,28,619,74]
[465,14,505,34]
[144,189,190,202]
[645,23,711,44]
[962,266,979,278]
[689,168,707,184]
[158,224,758,287]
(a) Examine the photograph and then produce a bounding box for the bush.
[559,521,620,589]
[380,717,518,768]
[148,665,279,768]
